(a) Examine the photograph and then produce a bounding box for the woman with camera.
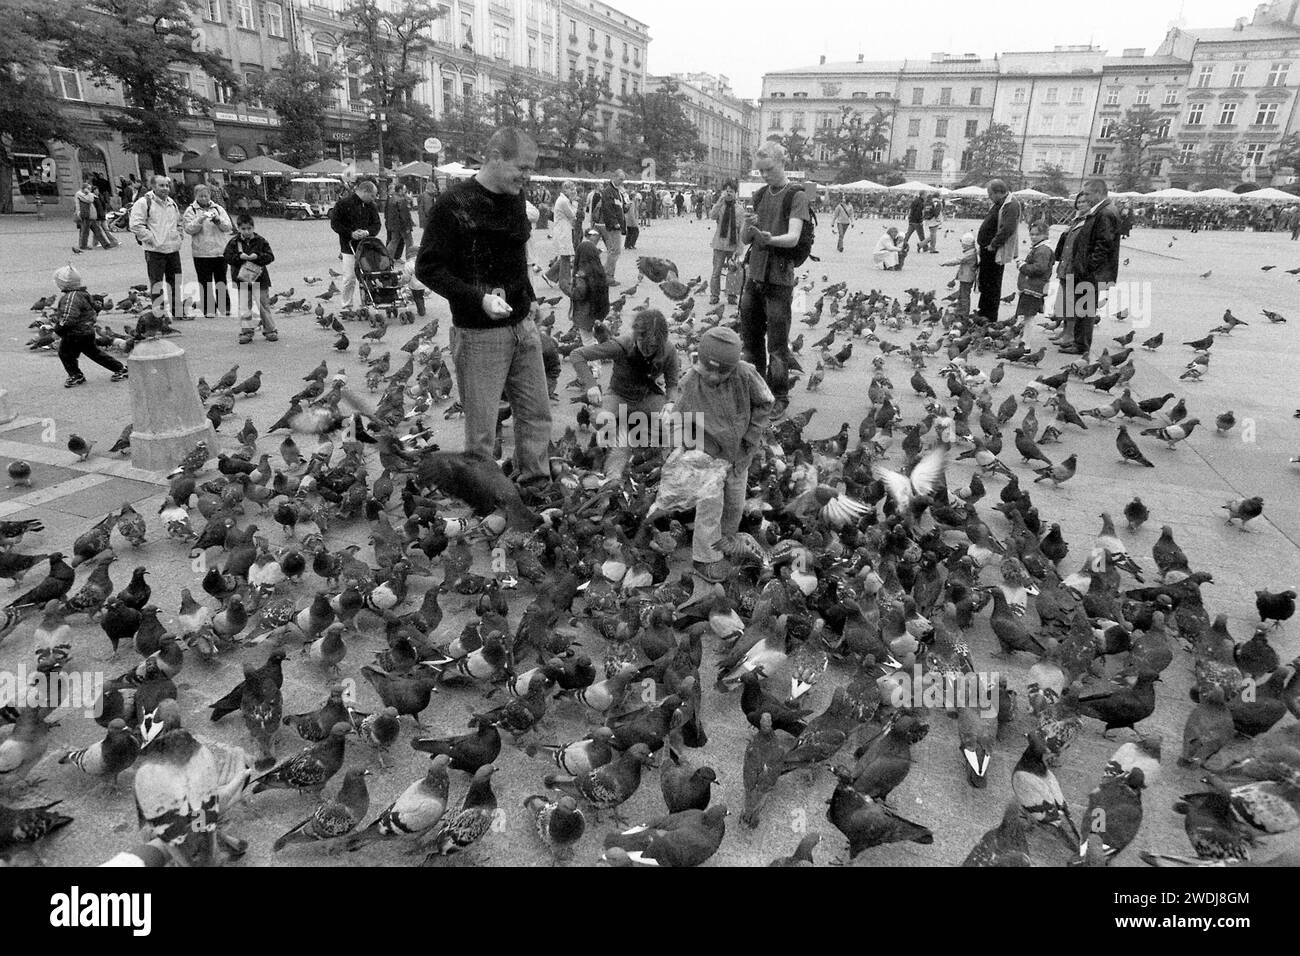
[182,183,234,319]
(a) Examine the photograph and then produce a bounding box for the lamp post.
[370,109,389,168]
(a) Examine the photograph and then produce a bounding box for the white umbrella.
[1192,188,1238,201]
[1236,187,1296,202]
[435,161,475,178]
[1013,187,1051,199]
[950,185,987,198]
[888,180,940,192]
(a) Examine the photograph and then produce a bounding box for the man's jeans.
[691,454,751,562]
[145,250,182,319]
[709,249,732,300]
[738,278,794,398]
[599,390,664,479]
[902,221,926,247]
[449,318,552,484]
[596,225,623,280]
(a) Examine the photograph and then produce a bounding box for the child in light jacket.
[941,232,978,314]
[1015,221,1055,319]
[224,213,277,344]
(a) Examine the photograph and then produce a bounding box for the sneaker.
[111,369,129,382]
[238,328,254,345]
[263,330,279,342]
[64,375,86,388]
[1056,345,1084,355]
[708,296,720,306]
[692,559,730,583]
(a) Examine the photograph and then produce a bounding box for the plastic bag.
[649,448,728,517]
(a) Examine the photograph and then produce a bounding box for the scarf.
[719,198,737,245]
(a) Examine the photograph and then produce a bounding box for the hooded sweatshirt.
[675,361,774,462]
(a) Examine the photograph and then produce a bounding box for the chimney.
[1233,16,1246,30]
[1252,3,1268,23]
[857,53,864,63]
[819,55,826,65]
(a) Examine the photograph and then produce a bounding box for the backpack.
[133,193,153,245]
[754,183,816,267]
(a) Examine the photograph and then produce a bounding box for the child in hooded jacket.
[941,232,978,315]
[52,264,128,387]
[225,213,278,344]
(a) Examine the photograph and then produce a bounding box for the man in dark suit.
[1060,177,1121,356]
[975,179,1022,324]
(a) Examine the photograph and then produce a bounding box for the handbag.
[236,260,263,283]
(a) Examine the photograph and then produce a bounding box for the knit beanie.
[960,232,975,247]
[697,326,741,372]
[55,265,84,291]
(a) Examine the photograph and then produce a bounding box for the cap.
[697,327,741,372]
[54,265,84,291]
[960,232,975,246]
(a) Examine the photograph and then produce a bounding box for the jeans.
[235,282,277,333]
[600,390,665,478]
[691,453,751,562]
[1070,279,1103,353]
[449,318,552,484]
[59,331,125,378]
[341,252,358,308]
[976,257,1004,323]
[738,278,794,398]
[624,225,639,250]
[956,280,971,315]
[387,232,411,260]
[709,249,734,300]
[836,222,849,251]
[145,250,183,319]
[79,219,116,249]
[902,221,925,248]
[192,256,229,317]
[596,225,623,279]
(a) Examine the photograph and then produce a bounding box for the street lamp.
[369,110,388,168]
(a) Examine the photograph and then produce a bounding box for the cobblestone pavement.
[0,208,1298,866]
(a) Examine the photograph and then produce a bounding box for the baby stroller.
[352,237,402,318]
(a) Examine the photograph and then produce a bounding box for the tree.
[433,94,493,161]
[343,0,443,163]
[490,71,550,141]
[0,0,84,212]
[543,75,608,169]
[1195,143,1246,190]
[813,106,892,183]
[613,78,704,180]
[1034,162,1070,196]
[1270,131,1300,173]
[250,52,341,167]
[957,122,1023,188]
[42,0,239,176]
[1112,106,1171,192]
[768,130,811,171]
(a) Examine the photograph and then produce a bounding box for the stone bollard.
[127,337,217,473]
[0,388,14,424]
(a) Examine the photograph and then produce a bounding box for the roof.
[767,60,905,76]
[901,58,997,74]
[1179,23,1300,43]
[1101,55,1190,69]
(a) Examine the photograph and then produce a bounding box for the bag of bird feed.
[649,448,729,517]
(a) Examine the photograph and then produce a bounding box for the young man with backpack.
[738,142,812,419]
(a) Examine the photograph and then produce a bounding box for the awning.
[299,158,349,175]
[171,145,237,173]
[230,155,299,176]
[394,160,433,177]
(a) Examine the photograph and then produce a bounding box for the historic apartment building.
[648,72,755,186]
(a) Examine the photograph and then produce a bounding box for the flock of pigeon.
[1,239,1299,868]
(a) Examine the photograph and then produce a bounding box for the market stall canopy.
[435,161,476,178]
[231,155,299,176]
[349,158,390,177]
[1012,187,1052,199]
[837,179,887,191]
[949,184,988,198]
[889,180,944,192]
[1237,187,1297,202]
[1192,188,1239,201]
[171,145,237,173]
[299,158,349,176]
[394,160,433,178]
[1146,187,1195,199]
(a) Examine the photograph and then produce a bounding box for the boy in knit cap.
[941,233,978,316]
[52,265,128,388]
[675,325,773,582]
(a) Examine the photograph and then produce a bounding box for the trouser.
[709,249,734,299]
[341,252,358,308]
[449,318,552,483]
[922,224,940,252]
[695,206,703,219]
[235,282,277,333]
[599,390,665,478]
[1071,279,1102,353]
[956,280,971,315]
[691,453,752,562]
[1015,292,1043,317]
[192,256,229,317]
[79,219,116,249]
[596,225,623,279]
[387,232,411,260]
[59,331,125,378]
[976,257,1004,323]
[836,222,849,251]
[1292,224,1299,240]
[411,288,426,315]
[738,278,794,399]
[624,225,639,250]
[145,250,182,319]
[902,221,925,247]
[1051,277,1074,340]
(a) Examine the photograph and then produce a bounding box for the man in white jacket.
[129,175,184,321]
[181,184,233,318]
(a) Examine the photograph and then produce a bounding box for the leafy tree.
[1270,131,1300,173]
[1112,105,1171,192]
[250,52,341,167]
[41,0,239,176]
[542,75,608,169]
[433,93,493,161]
[1195,143,1245,190]
[613,77,704,180]
[957,122,1023,188]
[813,106,892,183]
[489,71,549,140]
[1034,161,1070,196]
[767,130,811,171]
[343,0,443,163]
[0,0,84,212]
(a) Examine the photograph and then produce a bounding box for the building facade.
[558,0,649,147]
[648,72,752,186]
[893,55,997,185]
[1084,51,1188,189]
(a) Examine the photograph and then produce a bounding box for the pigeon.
[1140,418,1199,449]
[347,755,450,849]
[1079,767,1146,862]
[272,768,371,851]
[1123,497,1149,532]
[522,794,586,857]
[962,803,1032,867]
[1115,426,1154,467]
[67,434,93,461]
[602,804,728,867]
[251,722,350,793]
[1032,454,1077,488]
[1012,730,1079,848]
[421,764,498,860]
[1223,496,1264,531]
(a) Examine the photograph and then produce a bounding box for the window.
[819,111,834,128]
[568,18,577,38]
[463,79,474,100]
[1187,102,1204,125]
[631,78,639,95]
[934,118,948,137]
[1012,87,1026,104]
[1218,102,1237,125]
[171,71,194,113]
[347,58,362,102]
[769,112,783,130]
[1039,113,1055,132]
[930,148,944,171]
[960,148,972,171]
[236,0,253,29]
[1104,88,1119,106]
[939,87,951,105]
[543,40,552,69]
[791,111,804,130]
[1206,143,1226,165]
[603,69,611,88]
[48,66,82,100]
[211,79,233,104]
[1069,86,1083,104]
[568,58,578,78]
[1266,62,1290,87]
[264,3,283,35]
[434,5,451,41]
[492,24,509,59]
[205,0,222,22]
[588,27,595,44]
[1147,158,1162,177]
[907,118,921,136]
[903,147,916,169]
[1135,89,1149,105]
[1044,86,1058,104]
[791,92,807,98]
[1059,150,1074,170]
[1092,153,1107,174]
[1244,142,1268,165]
[911,87,923,105]
[622,41,628,60]
[226,144,247,162]
[1196,65,1213,88]
[969,87,981,105]
[1155,118,1170,139]
[244,71,263,108]
[1255,102,1279,125]
[1163,88,1178,105]
[1176,142,1196,164]
[620,75,626,96]
[1229,64,1247,88]
[1099,119,1115,139]
[1066,114,1079,131]
[527,42,536,69]
[461,11,473,47]
[964,119,978,138]
[442,75,454,104]
[604,32,611,52]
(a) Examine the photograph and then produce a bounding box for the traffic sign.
[424,137,442,154]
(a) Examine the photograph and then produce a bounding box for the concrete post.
[127,337,217,473]
[0,388,14,424]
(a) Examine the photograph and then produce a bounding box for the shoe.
[263,331,279,342]
[64,375,86,388]
[238,328,254,344]
[727,295,737,305]
[1056,345,1084,354]
[770,396,790,419]
[692,559,730,584]
[708,296,719,306]
[111,369,129,382]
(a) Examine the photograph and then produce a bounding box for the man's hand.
[350,228,369,240]
[481,293,512,319]
[751,230,772,247]
[241,252,257,261]
[586,386,602,406]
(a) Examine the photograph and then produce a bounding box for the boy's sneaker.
[263,330,279,342]
[238,328,254,345]
[64,375,86,388]
[111,369,129,382]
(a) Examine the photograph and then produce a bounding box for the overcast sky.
[612,0,1254,100]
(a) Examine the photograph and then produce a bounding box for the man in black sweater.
[415,127,552,488]
[330,179,381,309]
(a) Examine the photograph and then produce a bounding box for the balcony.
[1249,122,1279,131]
